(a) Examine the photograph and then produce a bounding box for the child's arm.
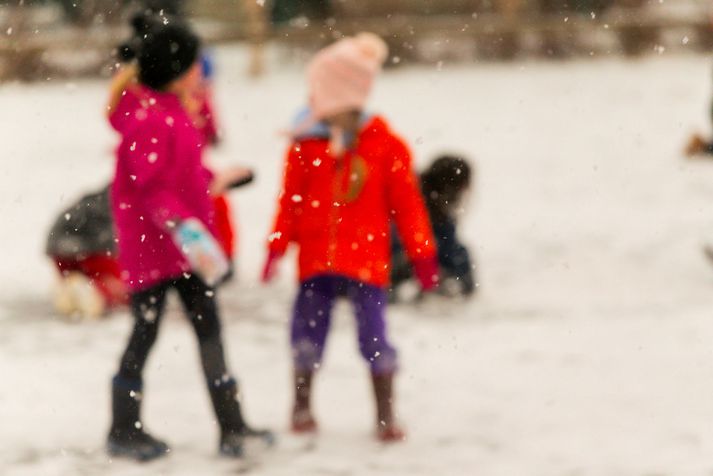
[263,144,306,281]
[267,144,306,256]
[384,136,439,290]
[123,117,193,228]
[209,166,254,195]
[123,120,228,285]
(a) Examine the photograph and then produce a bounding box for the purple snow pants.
[291,274,398,375]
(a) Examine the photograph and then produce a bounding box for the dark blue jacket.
[390,205,475,296]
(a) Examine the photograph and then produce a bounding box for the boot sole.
[219,430,275,458]
[107,441,170,462]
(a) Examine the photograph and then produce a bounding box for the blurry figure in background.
[686,134,713,157]
[270,0,332,24]
[685,59,713,157]
[685,97,713,157]
[262,33,439,442]
[242,0,269,76]
[106,19,271,461]
[390,155,476,302]
[46,186,128,319]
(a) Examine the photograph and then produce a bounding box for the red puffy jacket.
[268,115,436,287]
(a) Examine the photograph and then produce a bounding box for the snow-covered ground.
[3,47,713,475]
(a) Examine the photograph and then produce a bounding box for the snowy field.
[3,47,713,475]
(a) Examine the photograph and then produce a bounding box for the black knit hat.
[116,12,158,63]
[137,20,200,90]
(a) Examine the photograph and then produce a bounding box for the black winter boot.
[107,376,170,461]
[208,377,274,457]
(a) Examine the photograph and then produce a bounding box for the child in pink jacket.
[107,19,270,461]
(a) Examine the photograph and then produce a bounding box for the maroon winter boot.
[371,373,406,442]
[291,370,317,433]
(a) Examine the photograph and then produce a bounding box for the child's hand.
[261,250,283,283]
[209,166,255,195]
[412,256,439,292]
[173,218,229,286]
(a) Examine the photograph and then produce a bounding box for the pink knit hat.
[307,33,388,120]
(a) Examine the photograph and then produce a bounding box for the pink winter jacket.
[110,85,215,291]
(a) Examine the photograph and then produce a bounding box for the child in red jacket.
[263,33,439,442]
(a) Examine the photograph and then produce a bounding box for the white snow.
[2,47,713,475]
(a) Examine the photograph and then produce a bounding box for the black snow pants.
[117,274,228,384]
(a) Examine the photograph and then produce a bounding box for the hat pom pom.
[354,32,388,65]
